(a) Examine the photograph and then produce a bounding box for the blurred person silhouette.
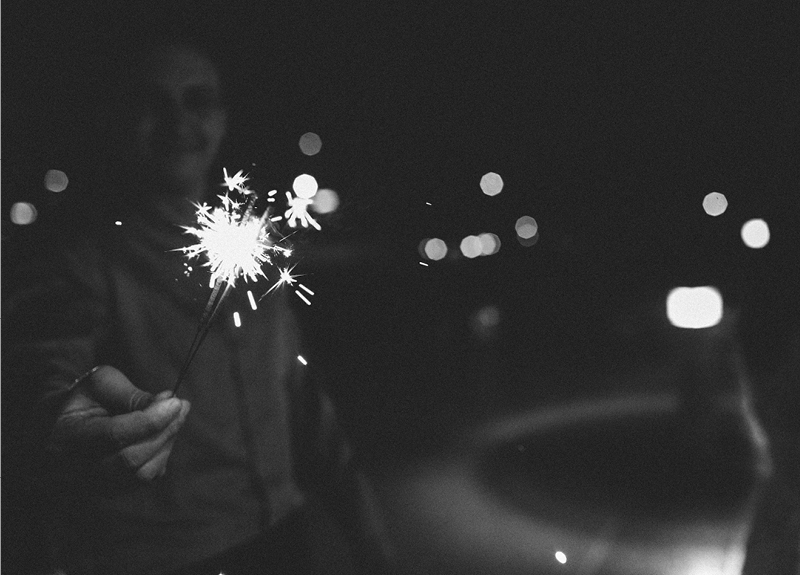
[3,38,394,575]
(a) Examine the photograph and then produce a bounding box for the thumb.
[81,365,156,415]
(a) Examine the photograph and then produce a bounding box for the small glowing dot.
[515,216,538,239]
[478,232,501,255]
[666,286,723,329]
[555,551,567,564]
[292,174,319,199]
[702,192,728,216]
[298,132,322,156]
[312,188,340,214]
[297,355,308,365]
[115,221,123,226]
[422,238,448,261]
[480,172,504,196]
[741,218,770,249]
[233,312,242,328]
[247,290,258,310]
[10,202,38,225]
[44,169,69,192]
[460,235,482,259]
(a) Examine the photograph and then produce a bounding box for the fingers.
[50,365,191,486]
[113,400,190,480]
[107,396,184,448]
[82,365,155,416]
[135,436,178,481]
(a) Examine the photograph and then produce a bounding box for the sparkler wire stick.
[173,278,233,394]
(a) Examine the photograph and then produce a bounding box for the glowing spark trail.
[284,191,321,230]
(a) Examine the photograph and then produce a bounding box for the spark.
[233,311,242,327]
[297,355,308,365]
[179,195,283,287]
[284,191,322,230]
[266,266,298,293]
[295,290,312,305]
[247,290,258,310]
[222,168,250,192]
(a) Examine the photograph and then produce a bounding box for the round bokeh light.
[44,169,69,193]
[480,172,504,196]
[292,174,319,199]
[10,202,39,225]
[298,132,322,156]
[702,192,728,217]
[741,218,769,249]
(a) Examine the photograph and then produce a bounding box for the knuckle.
[129,390,153,412]
[136,465,160,482]
[118,447,141,471]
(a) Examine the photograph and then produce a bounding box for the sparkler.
[172,169,320,394]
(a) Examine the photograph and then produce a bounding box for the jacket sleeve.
[3,241,111,461]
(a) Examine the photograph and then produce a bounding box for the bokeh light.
[10,202,38,225]
[515,216,538,239]
[515,216,539,246]
[298,132,322,156]
[741,218,770,249]
[480,172,504,196]
[44,169,69,192]
[422,238,448,261]
[666,286,723,329]
[469,304,501,342]
[311,188,340,214]
[460,235,482,259]
[555,551,567,564]
[702,192,727,217]
[478,232,501,255]
[292,174,319,199]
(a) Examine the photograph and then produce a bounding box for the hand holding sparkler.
[49,365,191,483]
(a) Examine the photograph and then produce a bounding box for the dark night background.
[3,1,799,570]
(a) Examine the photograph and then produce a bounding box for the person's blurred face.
[126,45,227,194]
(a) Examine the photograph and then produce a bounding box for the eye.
[182,86,222,115]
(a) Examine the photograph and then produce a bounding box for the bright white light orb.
[702,192,728,216]
[460,235,482,259]
[44,169,69,192]
[292,174,319,199]
[423,238,448,261]
[311,188,339,214]
[298,132,322,156]
[555,551,567,564]
[10,202,38,225]
[741,218,770,249]
[480,172,504,196]
[478,232,501,255]
[667,286,723,329]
